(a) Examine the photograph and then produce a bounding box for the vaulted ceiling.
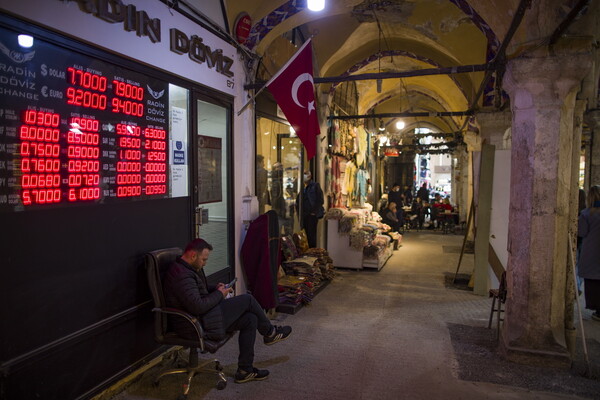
[224,0,595,138]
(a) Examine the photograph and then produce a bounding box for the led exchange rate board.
[0,25,173,211]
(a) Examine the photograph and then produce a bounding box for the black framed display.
[0,25,172,212]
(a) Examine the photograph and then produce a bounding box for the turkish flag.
[266,39,320,159]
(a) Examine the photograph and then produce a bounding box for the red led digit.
[117,161,141,172]
[144,162,166,172]
[111,98,144,117]
[146,185,166,195]
[23,110,60,127]
[113,80,144,100]
[143,128,166,139]
[67,67,107,91]
[119,149,141,160]
[66,87,107,110]
[118,136,141,148]
[70,117,100,132]
[20,142,30,156]
[21,174,60,188]
[68,174,82,187]
[67,145,99,159]
[116,124,141,136]
[116,186,142,197]
[67,131,99,145]
[67,160,100,172]
[145,174,166,183]
[117,174,142,184]
[147,151,166,161]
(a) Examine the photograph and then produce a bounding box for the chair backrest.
[145,247,182,342]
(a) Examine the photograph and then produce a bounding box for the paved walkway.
[107,231,600,400]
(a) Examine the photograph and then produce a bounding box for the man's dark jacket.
[162,257,226,340]
[301,180,325,217]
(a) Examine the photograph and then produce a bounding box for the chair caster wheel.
[217,380,227,390]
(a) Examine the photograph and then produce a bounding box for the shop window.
[196,99,231,276]
[256,117,304,235]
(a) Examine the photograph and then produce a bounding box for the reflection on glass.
[197,100,230,276]
[256,117,304,235]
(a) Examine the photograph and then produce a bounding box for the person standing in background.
[301,170,325,248]
[256,155,269,215]
[578,185,600,321]
[417,183,430,203]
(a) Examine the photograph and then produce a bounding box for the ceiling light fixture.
[396,120,405,130]
[307,0,325,12]
[378,119,385,131]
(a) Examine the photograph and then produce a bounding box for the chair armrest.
[152,307,206,345]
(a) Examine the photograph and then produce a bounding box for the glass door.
[194,97,231,278]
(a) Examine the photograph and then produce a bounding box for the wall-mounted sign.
[0,0,237,95]
[384,148,399,157]
[234,12,251,45]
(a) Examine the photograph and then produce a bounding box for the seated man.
[162,238,292,383]
[381,201,402,233]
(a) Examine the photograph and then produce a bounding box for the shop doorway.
[193,96,232,280]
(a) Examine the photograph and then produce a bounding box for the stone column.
[565,99,587,356]
[501,44,592,367]
[475,110,512,149]
[462,131,481,246]
[585,110,600,188]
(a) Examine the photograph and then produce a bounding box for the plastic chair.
[145,248,232,398]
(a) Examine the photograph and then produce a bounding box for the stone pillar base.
[500,333,571,368]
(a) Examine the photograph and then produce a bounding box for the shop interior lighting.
[395,120,405,130]
[307,0,325,11]
[378,119,385,131]
[18,34,34,48]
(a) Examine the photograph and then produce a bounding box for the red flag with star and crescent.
[265,39,320,159]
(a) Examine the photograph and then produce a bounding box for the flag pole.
[236,85,267,116]
[236,39,313,117]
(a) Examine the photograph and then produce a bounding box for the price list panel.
[0,26,172,211]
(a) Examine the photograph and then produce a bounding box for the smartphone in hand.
[224,277,237,289]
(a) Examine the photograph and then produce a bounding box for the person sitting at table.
[411,197,424,228]
[438,198,456,229]
[381,201,402,233]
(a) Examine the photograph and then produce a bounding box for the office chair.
[145,248,232,398]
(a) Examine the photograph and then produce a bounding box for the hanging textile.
[240,210,281,309]
[356,125,368,168]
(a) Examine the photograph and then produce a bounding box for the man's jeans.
[220,294,273,370]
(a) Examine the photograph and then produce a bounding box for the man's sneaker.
[592,312,600,321]
[264,325,292,345]
[234,367,269,383]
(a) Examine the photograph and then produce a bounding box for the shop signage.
[233,12,251,45]
[69,0,161,43]
[62,0,234,79]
